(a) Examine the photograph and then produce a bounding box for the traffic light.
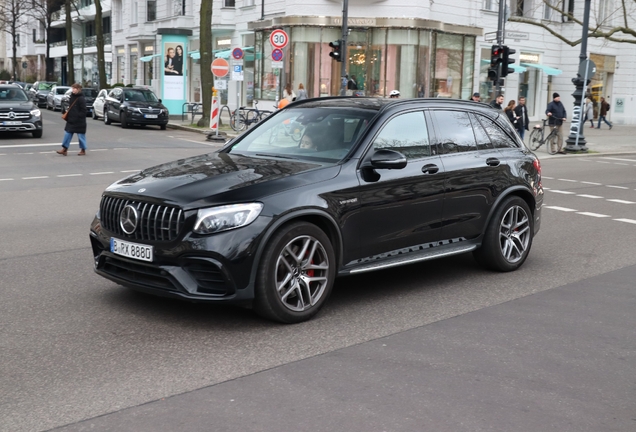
[501,46,516,77]
[490,45,502,69]
[488,67,499,81]
[329,40,342,62]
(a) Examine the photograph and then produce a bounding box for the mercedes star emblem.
[138,188,146,193]
[8,112,15,119]
[120,204,139,235]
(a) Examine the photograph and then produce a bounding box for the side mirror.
[367,149,407,170]
[158,98,162,103]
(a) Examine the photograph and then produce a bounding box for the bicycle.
[528,119,561,155]
[230,100,272,132]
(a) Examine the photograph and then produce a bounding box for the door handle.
[421,164,439,174]
[486,158,500,167]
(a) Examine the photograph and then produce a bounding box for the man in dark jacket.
[513,96,530,140]
[545,92,567,154]
[597,97,612,129]
[56,83,88,156]
[490,94,504,110]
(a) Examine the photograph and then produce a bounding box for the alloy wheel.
[498,205,530,263]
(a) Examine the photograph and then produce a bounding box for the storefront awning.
[140,54,161,62]
[521,63,562,75]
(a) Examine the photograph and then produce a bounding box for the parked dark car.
[29,81,56,108]
[61,87,98,116]
[103,86,169,129]
[90,97,543,323]
[0,84,43,138]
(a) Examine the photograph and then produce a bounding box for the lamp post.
[565,0,592,152]
[77,15,86,85]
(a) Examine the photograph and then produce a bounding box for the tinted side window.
[477,115,519,149]
[469,113,494,150]
[372,111,431,159]
[432,110,478,154]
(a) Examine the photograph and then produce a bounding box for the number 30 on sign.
[270,29,289,49]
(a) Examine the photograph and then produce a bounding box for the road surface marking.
[614,218,636,225]
[607,199,635,204]
[544,206,578,212]
[0,142,79,149]
[22,176,49,180]
[57,174,82,177]
[548,190,576,194]
[120,170,141,173]
[577,212,610,218]
[557,178,578,182]
[602,157,636,162]
[0,178,14,181]
[542,176,554,179]
[90,172,114,175]
[577,194,603,199]
[581,181,602,185]
[606,185,629,190]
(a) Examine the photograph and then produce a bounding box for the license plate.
[110,238,153,262]
[144,114,158,119]
[3,121,21,125]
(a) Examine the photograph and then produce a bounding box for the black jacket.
[64,92,87,134]
[545,100,567,126]
[490,100,502,110]
[514,103,530,131]
[505,108,517,126]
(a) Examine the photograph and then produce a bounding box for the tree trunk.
[45,22,54,81]
[65,0,74,85]
[197,0,213,127]
[94,0,107,89]
[11,21,18,80]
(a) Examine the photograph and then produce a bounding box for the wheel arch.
[247,209,344,297]
[482,186,536,237]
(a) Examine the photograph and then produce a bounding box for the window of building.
[33,29,37,43]
[223,0,235,7]
[563,0,575,21]
[103,16,111,34]
[132,0,138,24]
[512,0,526,17]
[599,0,613,24]
[483,0,498,11]
[147,0,156,21]
[543,0,553,20]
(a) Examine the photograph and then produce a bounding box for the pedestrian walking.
[296,83,308,101]
[545,92,567,154]
[504,100,519,128]
[283,83,296,102]
[56,83,88,156]
[584,98,594,128]
[489,94,504,110]
[514,96,530,140]
[597,97,612,129]
[470,92,481,102]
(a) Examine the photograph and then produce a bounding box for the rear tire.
[528,129,542,151]
[230,113,245,132]
[254,222,336,323]
[473,196,533,272]
[104,108,112,125]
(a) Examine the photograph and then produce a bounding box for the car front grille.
[100,196,185,242]
[139,108,162,114]
[185,263,232,296]
[0,111,31,119]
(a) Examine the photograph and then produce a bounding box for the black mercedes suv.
[90,97,543,323]
[103,86,169,129]
[0,84,43,138]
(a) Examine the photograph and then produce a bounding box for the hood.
[124,100,165,109]
[105,152,339,209]
[0,101,35,110]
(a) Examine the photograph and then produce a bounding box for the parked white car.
[91,89,108,120]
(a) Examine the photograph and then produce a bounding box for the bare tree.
[0,0,30,79]
[508,0,636,46]
[197,0,213,127]
[64,0,75,84]
[94,0,107,89]
[28,0,65,81]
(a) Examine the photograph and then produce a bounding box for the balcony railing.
[50,33,112,48]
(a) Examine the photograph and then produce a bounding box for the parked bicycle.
[230,100,272,132]
[528,119,561,155]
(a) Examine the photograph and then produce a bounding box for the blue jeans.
[597,116,612,128]
[62,131,87,150]
[517,128,525,140]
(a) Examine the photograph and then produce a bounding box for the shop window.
[291,27,322,99]
[433,33,464,99]
[385,29,418,98]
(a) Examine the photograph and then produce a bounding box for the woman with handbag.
[56,83,88,156]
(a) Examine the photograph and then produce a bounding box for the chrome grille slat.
[99,197,183,242]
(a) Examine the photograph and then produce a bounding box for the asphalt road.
[1,111,636,431]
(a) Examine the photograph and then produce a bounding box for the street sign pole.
[339,0,348,96]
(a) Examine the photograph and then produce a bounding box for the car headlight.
[30,109,41,117]
[193,203,263,235]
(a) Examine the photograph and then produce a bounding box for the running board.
[342,244,477,275]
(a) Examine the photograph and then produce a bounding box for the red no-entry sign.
[211,58,230,77]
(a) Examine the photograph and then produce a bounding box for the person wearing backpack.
[597,97,612,129]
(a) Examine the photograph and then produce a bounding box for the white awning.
[521,62,562,76]
[140,54,161,62]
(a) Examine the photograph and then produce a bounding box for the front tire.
[120,113,128,128]
[32,130,43,138]
[254,222,336,323]
[528,129,542,151]
[92,109,97,120]
[473,196,533,272]
[104,107,112,125]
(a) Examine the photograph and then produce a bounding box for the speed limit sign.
[270,29,289,49]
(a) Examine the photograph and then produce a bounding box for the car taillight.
[533,158,541,177]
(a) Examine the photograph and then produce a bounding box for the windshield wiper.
[254,153,299,160]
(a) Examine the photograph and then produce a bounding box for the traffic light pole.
[494,0,506,95]
[339,0,349,96]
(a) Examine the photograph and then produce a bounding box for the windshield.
[37,82,54,90]
[124,90,159,102]
[228,107,376,163]
[0,88,28,101]
[83,89,98,97]
[56,88,68,95]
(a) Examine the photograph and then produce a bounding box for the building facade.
[12,0,636,124]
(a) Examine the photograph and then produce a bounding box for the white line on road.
[614,218,636,225]
[57,174,83,177]
[557,178,578,182]
[597,161,611,164]
[602,157,636,162]
[577,194,604,199]
[0,178,14,181]
[614,163,629,166]
[607,199,635,204]
[542,176,554,179]
[89,172,114,175]
[548,190,576,194]
[581,181,602,185]
[606,185,629,190]
[0,142,79,149]
[577,212,610,218]
[120,170,141,173]
[90,149,108,152]
[22,176,49,180]
[544,206,578,212]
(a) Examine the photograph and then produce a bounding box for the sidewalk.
[167,115,636,158]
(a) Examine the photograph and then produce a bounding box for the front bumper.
[89,216,270,303]
[123,111,169,125]
[0,119,42,132]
